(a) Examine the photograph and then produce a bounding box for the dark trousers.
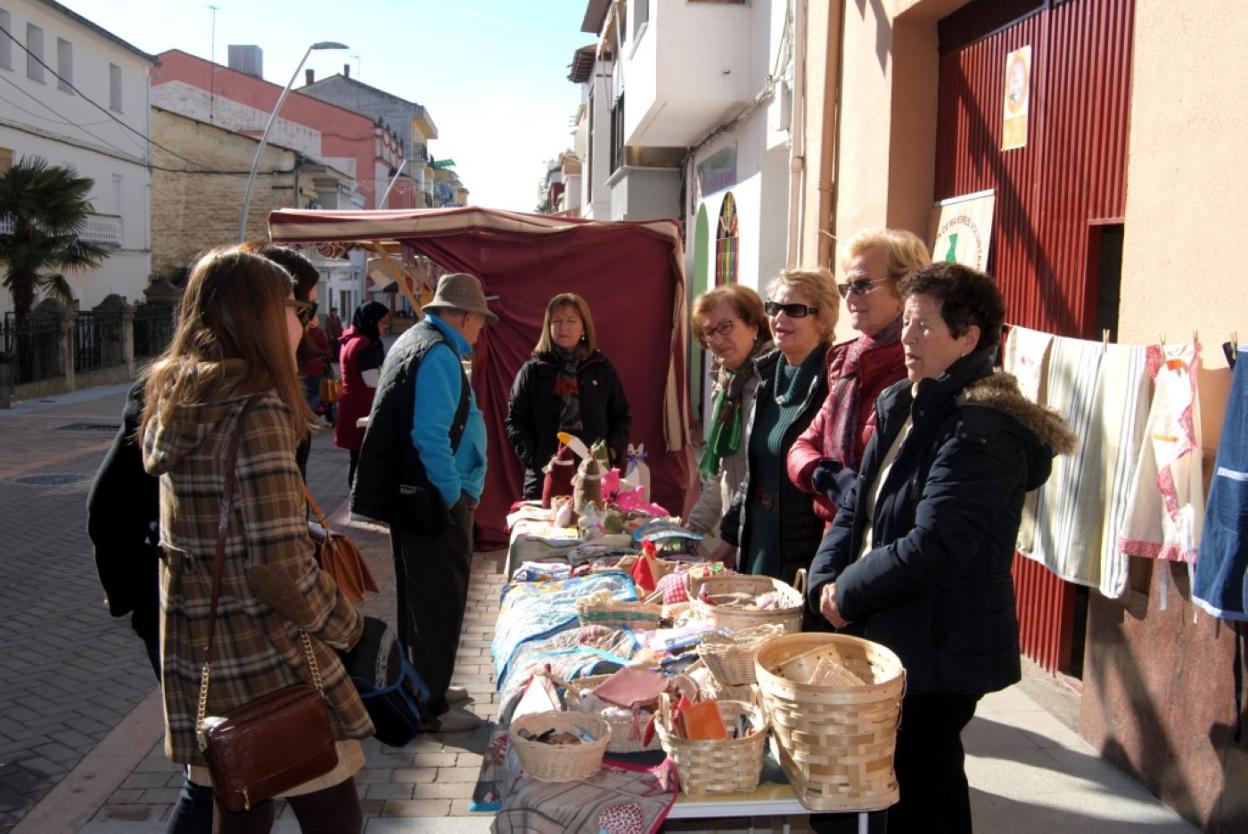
[390,499,473,716]
[211,776,362,834]
[888,691,982,834]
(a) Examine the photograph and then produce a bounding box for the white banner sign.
[929,190,996,272]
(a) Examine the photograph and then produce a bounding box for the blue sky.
[58,0,594,210]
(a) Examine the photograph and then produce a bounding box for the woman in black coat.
[808,263,1075,834]
[506,293,631,499]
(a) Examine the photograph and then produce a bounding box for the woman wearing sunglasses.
[716,268,838,584]
[685,285,772,545]
[335,301,391,487]
[787,229,929,526]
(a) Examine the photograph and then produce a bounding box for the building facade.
[0,0,154,315]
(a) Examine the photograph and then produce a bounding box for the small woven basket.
[656,697,769,795]
[698,623,786,686]
[701,675,761,705]
[754,633,906,812]
[688,570,806,634]
[510,711,610,782]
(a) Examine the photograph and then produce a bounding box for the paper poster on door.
[1002,45,1032,151]
[929,190,996,272]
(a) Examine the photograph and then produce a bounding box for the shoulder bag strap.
[194,398,325,749]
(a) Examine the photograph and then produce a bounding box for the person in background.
[717,269,838,585]
[352,273,494,734]
[506,293,631,499]
[141,247,372,833]
[325,307,345,357]
[238,241,322,478]
[301,315,334,425]
[684,285,772,552]
[335,301,390,488]
[808,263,1074,834]
[787,228,927,525]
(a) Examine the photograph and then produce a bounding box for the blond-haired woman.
[717,268,838,583]
[506,293,632,499]
[685,284,772,539]
[787,228,928,525]
[141,248,371,833]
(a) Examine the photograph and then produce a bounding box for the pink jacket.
[786,333,906,522]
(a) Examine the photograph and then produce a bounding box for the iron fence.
[134,303,174,358]
[74,309,126,373]
[0,313,62,385]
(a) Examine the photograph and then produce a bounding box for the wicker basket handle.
[791,568,807,594]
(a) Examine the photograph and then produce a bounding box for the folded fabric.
[592,668,668,709]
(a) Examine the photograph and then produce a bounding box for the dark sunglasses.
[764,300,819,318]
[836,278,891,299]
[286,299,318,327]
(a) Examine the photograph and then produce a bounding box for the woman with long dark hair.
[141,247,372,833]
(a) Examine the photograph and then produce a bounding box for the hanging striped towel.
[1096,343,1151,598]
[1004,325,1055,552]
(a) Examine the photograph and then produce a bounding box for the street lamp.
[237,41,348,241]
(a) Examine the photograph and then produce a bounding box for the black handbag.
[195,398,339,812]
[337,616,430,747]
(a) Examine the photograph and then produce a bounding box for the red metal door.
[934,0,1135,673]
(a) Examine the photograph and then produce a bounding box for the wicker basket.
[688,570,806,634]
[510,711,610,782]
[754,633,905,812]
[562,675,667,754]
[656,697,769,795]
[698,623,786,686]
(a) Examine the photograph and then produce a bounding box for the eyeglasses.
[286,299,317,327]
[836,278,892,299]
[764,300,819,318]
[700,319,738,342]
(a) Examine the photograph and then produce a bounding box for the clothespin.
[1101,329,1110,353]
[1224,331,1239,368]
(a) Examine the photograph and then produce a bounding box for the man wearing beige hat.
[353,272,497,733]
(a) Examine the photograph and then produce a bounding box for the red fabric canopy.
[269,206,694,547]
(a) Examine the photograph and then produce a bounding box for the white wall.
[0,0,153,314]
[622,0,753,146]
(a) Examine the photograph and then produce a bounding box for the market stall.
[267,205,696,547]
[468,482,899,833]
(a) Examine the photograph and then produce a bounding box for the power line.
[0,73,145,163]
[0,23,218,171]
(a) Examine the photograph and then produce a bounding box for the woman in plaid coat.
[142,248,372,833]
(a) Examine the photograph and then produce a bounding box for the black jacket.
[505,350,631,499]
[720,345,830,587]
[87,381,160,643]
[807,351,1076,695]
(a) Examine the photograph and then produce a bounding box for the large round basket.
[656,698,769,795]
[688,571,805,633]
[564,675,664,754]
[754,633,905,811]
[510,711,610,782]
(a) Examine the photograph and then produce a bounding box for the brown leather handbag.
[196,398,339,813]
[306,488,378,605]
[319,375,341,405]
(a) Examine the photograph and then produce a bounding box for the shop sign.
[1002,45,1032,151]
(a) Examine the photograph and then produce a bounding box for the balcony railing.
[81,214,123,248]
[0,213,122,247]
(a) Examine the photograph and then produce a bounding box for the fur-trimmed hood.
[958,370,1077,456]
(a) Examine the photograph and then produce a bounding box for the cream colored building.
[0,0,154,314]
[789,1,1247,829]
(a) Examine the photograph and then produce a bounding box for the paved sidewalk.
[4,385,1204,833]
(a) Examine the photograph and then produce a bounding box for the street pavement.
[2,383,1203,833]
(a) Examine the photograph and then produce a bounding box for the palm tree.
[0,157,108,323]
